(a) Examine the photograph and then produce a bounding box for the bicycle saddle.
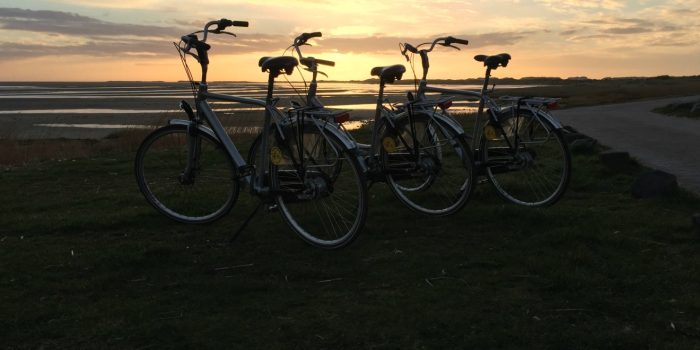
[259,56,299,77]
[370,64,406,84]
[474,53,511,69]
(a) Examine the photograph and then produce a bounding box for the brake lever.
[399,43,410,62]
[188,52,200,61]
[303,68,328,77]
[439,43,460,50]
[220,31,237,37]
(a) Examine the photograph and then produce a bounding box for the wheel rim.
[383,116,473,215]
[483,114,569,206]
[137,128,237,222]
[271,128,366,247]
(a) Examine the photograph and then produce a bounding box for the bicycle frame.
[414,73,563,156]
[170,81,287,195]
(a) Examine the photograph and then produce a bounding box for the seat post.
[265,73,275,103]
[258,72,276,192]
[371,79,387,153]
[374,79,386,122]
[480,67,492,96]
[473,67,493,150]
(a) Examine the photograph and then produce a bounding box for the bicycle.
[267,32,476,216]
[134,19,368,249]
[400,38,571,206]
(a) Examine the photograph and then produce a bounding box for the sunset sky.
[0,0,698,82]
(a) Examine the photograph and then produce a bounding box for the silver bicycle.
[401,38,571,206]
[273,32,476,216]
[134,19,368,249]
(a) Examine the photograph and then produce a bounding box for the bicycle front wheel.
[381,113,475,216]
[135,124,239,223]
[481,109,571,206]
[268,123,368,249]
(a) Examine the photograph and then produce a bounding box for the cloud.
[535,0,625,11]
[0,7,179,37]
[0,7,531,61]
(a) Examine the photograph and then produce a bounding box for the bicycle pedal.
[238,165,255,177]
[266,204,279,213]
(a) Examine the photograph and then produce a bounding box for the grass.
[2,128,700,349]
[652,101,700,119]
[486,76,700,109]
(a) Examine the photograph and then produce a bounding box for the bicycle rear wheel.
[135,124,239,223]
[481,109,571,206]
[381,113,475,216]
[267,123,368,249]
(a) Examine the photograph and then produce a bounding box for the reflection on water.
[340,120,368,131]
[35,123,155,129]
[2,82,527,139]
[34,121,366,133]
[34,123,264,135]
[0,82,540,101]
[2,109,175,114]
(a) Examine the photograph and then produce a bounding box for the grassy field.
[653,101,700,119]
[2,127,700,349]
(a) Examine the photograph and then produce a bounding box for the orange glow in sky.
[0,0,699,81]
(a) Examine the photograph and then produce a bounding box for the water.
[0,81,526,135]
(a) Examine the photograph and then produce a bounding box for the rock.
[569,138,597,153]
[691,101,700,113]
[692,214,700,231]
[599,151,631,171]
[631,170,678,198]
[563,132,588,143]
[562,125,579,134]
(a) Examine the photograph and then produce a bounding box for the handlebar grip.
[306,32,322,39]
[445,36,469,46]
[182,34,198,46]
[315,58,335,67]
[217,18,249,30]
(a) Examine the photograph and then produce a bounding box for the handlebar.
[178,18,248,84]
[399,36,468,80]
[291,32,336,71]
[300,57,335,67]
[400,36,469,58]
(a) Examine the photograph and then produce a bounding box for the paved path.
[556,96,700,194]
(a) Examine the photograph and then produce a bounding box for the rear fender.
[497,106,563,129]
[168,119,218,140]
[414,110,466,137]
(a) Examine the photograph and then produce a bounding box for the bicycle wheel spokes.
[483,112,570,206]
[383,115,474,216]
[136,126,238,223]
[273,126,367,249]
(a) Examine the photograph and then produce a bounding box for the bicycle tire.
[135,124,239,223]
[250,122,368,249]
[381,112,476,216]
[480,109,571,207]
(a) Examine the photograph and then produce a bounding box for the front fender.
[168,119,218,139]
[497,106,563,130]
[303,118,368,173]
[414,110,467,137]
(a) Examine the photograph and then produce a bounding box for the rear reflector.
[546,101,559,109]
[334,112,350,124]
[438,100,452,110]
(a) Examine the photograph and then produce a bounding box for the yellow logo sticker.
[483,125,500,141]
[382,137,397,153]
[270,146,284,165]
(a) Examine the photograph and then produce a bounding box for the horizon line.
[1,74,699,84]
